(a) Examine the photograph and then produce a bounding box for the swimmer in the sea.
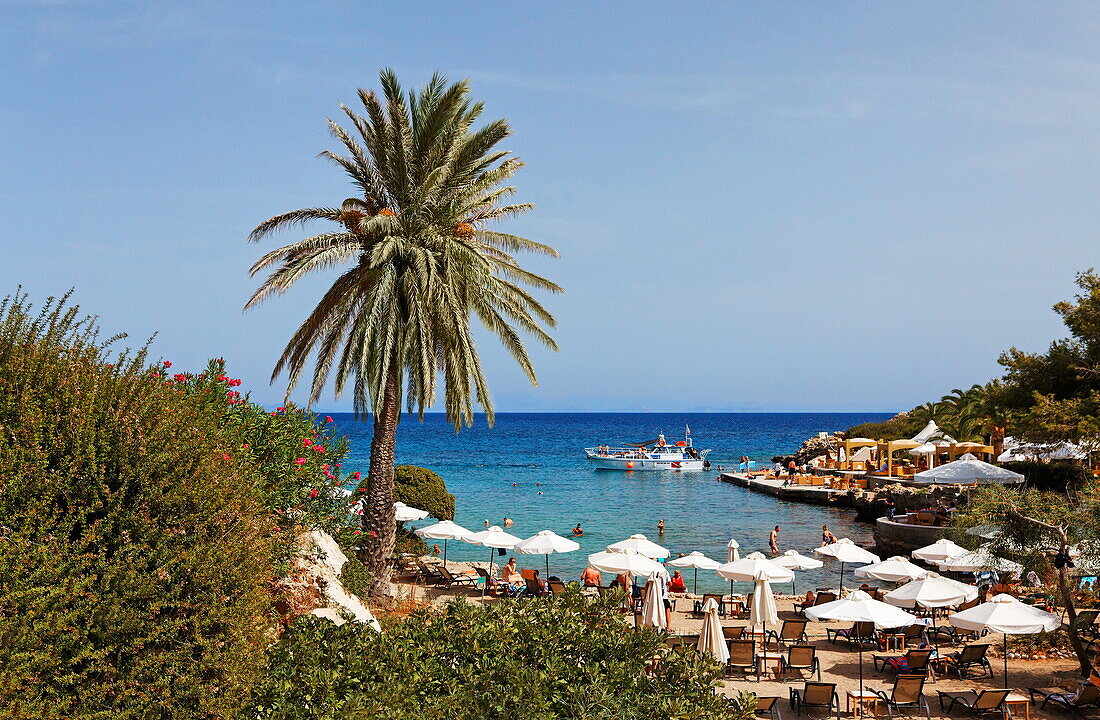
[571,523,583,537]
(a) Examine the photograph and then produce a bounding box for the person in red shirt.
[669,570,687,594]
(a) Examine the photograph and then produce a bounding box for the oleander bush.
[0,291,357,718]
[248,590,744,720]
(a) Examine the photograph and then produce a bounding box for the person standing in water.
[571,523,583,537]
[769,525,781,554]
[656,519,665,535]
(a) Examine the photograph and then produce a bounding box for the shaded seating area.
[826,620,877,648]
[766,619,809,649]
[788,682,840,720]
[874,674,932,720]
[937,689,1012,719]
[936,644,994,680]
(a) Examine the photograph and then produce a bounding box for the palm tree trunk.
[362,365,400,596]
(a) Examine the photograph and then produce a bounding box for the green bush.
[845,415,924,441]
[1000,460,1092,492]
[248,591,740,720]
[394,465,455,520]
[0,293,277,718]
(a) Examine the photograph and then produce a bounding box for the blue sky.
[2,2,1099,412]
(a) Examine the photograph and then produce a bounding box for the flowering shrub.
[249,591,743,720]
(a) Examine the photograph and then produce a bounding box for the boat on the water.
[585,431,711,471]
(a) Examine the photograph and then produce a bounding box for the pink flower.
[162,360,172,368]
[276,406,285,412]
[294,458,307,465]
[369,531,377,537]
[303,438,312,447]
[325,416,333,423]
[222,453,231,461]
[309,488,319,499]
[352,471,361,480]
[312,445,324,453]
[173,373,186,382]
[151,372,161,377]
[241,443,249,449]
[353,530,361,535]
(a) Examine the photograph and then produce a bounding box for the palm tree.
[246,70,560,591]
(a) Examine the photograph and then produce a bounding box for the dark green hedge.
[1001,460,1092,492]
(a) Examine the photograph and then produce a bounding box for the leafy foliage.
[248,591,739,720]
[1000,461,1092,493]
[396,465,455,520]
[0,292,276,718]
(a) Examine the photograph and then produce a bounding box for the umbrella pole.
[443,539,449,567]
[482,547,492,598]
[1004,634,1009,687]
[840,562,845,593]
[545,553,550,580]
[694,568,699,595]
[859,643,864,697]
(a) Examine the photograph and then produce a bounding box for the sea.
[333,412,893,594]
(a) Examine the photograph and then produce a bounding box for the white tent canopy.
[667,551,721,570]
[748,577,779,631]
[414,520,474,565]
[514,530,580,555]
[884,573,978,609]
[607,534,669,559]
[587,548,664,577]
[774,550,824,571]
[697,597,729,662]
[950,593,1059,683]
[640,571,667,630]
[815,539,881,565]
[726,538,741,563]
[855,556,929,583]
[912,538,968,564]
[914,458,1024,485]
[937,549,1022,574]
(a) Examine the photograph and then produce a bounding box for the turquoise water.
[334,412,892,594]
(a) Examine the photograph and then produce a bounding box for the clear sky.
[2,2,1098,412]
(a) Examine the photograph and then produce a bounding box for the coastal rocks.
[773,432,843,467]
[274,530,382,631]
[855,483,964,522]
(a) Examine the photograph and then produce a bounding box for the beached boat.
[585,432,711,471]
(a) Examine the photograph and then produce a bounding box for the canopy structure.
[607,534,669,559]
[884,573,978,609]
[912,538,968,564]
[748,577,779,636]
[415,520,474,565]
[774,550,824,594]
[727,538,741,562]
[717,551,795,583]
[696,597,729,662]
[667,551,721,594]
[914,458,1024,485]
[854,556,929,583]
[465,525,522,597]
[950,594,1059,683]
[814,539,880,590]
[514,530,580,577]
[394,501,430,523]
[587,548,663,577]
[640,571,667,630]
[937,549,1022,574]
[806,590,918,695]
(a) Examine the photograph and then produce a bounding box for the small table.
[879,633,905,651]
[1004,693,1030,720]
[760,651,783,678]
[846,690,879,717]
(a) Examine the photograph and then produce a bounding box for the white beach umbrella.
[855,556,929,583]
[806,590,918,696]
[717,551,795,583]
[667,551,721,594]
[914,459,1024,485]
[950,593,1059,684]
[607,534,669,559]
[748,576,779,630]
[937,548,1022,574]
[394,501,430,523]
[774,550,824,594]
[696,597,730,662]
[884,573,978,609]
[814,539,880,591]
[911,538,968,564]
[726,538,742,598]
[415,519,473,566]
[514,530,580,578]
[587,548,664,577]
[966,524,1002,540]
[465,525,523,597]
[640,571,667,630]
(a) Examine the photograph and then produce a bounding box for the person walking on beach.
[769,525,781,554]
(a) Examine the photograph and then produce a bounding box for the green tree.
[393,465,454,520]
[247,70,560,592]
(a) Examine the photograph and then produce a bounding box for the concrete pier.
[719,472,857,507]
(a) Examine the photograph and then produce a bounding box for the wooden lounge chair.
[780,645,821,682]
[871,648,934,678]
[874,674,931,720]
[794,592,835,617]
[1029,685,1100,716]
[416,559,448,584]
[726,639,760,680]
[755,696,783,720]
[940,643,994,680]
[899,623,929,647]
[676,633,699,652]
[766,619,809,648]
[522,575,549,598]
[547,579,568,596]
[723,626,746,641]
[1029,684,1100,717]
[437,565,478,588]
[937,689,1011,719]
[788,682,839,720]
[826,620,876,648]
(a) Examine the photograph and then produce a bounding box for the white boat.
[585,432,711,471]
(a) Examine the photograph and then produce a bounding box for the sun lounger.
[937,689,1010,719]
[726,639,760,680]
[789,682,839,720]
[1029,685,1100,717]
[755,696,783,720]
[876,675,931,720]
[780,645,821,682]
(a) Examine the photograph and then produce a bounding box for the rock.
[274,530,382,631]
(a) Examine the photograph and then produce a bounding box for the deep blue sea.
[332,412,892,594]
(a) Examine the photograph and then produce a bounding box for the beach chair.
[547,579,568,596]
[871,648,934,679]
[755,696,783,720]
[676,633,699,652]
[940,643,994,680]
[664,635,683,651]
[780,645,821,682]
[874,675,931,720]
[826,620,876,648]
[723,626,746,641]
[726,639,760,680]
[937,689,1011,720]
[522,575,549,598]
[788,682,839,720]
[766,618,809,648]
[899,623,928,647]
[794,592,835,617]
[703,592,727,616]
[1029,684,1100,717]
[437,565,478,588]
[416,559,447,584]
